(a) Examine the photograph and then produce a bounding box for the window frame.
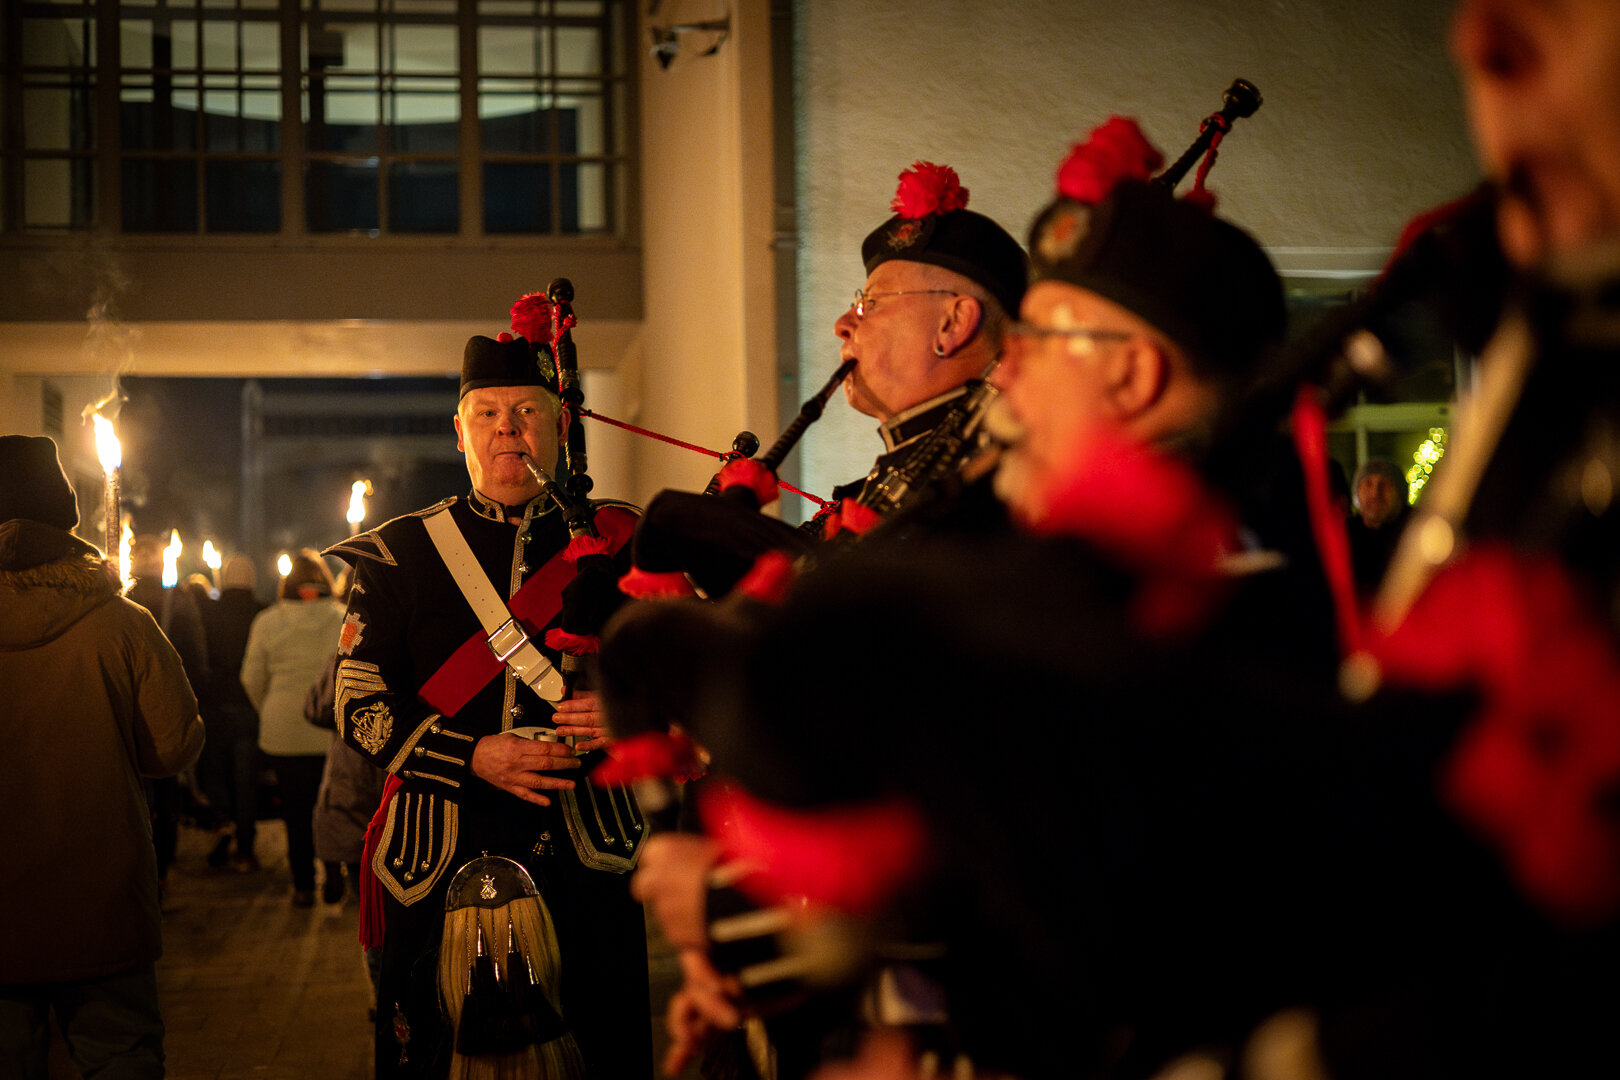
[0,0,634,242]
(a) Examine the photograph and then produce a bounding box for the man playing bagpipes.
[620,161,1029,603]
[326,321,651,1079]
[590,161,1030,1080]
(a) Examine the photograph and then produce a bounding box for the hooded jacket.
[0,519,204,983]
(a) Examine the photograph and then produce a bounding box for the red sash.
[416,505,637,718]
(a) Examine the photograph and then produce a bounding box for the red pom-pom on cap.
[890,161,970,219]
[1055,116,1163,204]
[510,291,554,343]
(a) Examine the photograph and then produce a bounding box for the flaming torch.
[202,540,222,590]
[92,414,121,558]
[346,479,372,536]
[162,529,182,588]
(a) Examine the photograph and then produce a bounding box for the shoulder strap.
[422,507,567,702]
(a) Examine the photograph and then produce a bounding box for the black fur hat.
[459,335,559,399]
[861,162,1028,316]
[1027,180,1284,382]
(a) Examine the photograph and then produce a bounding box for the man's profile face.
[1356,472,1403,529]
[833,260,965,422]
[1452,0,1620,266]
[454,385,565,507]
[991,280,1131,521]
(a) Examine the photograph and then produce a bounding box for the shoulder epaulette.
[325,496,458,565]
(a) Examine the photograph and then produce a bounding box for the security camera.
[650,28,679,70]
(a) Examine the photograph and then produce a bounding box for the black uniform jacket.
[325,488,640,905]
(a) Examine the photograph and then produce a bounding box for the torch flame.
[93,413,121,472]
[162,529,182,589]
[347,480,372,529]
[277,552,293,578]
[202,540,222,571]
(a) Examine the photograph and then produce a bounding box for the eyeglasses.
[1006,321,1133,343]
[851,288,958,319]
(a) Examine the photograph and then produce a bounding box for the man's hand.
[662,948,743,1077]
[552,688,611,752]
[631,833,721,950]
[470,731,580,806]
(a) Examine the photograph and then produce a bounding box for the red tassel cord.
[1292,385,1363,658]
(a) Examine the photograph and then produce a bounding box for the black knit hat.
[861,162,1028,316]
[0,435,79,530]
[1027,180,1284,381]
[459,334,559,399]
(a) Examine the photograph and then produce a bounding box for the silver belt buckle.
[487,616,530,663]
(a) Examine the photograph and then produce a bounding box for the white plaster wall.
[792,0,1482,504]
[634,0,782,507]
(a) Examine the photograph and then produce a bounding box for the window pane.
[121,80,200,150]
[24,158,95,228]
[388,161,457,232]
[23,18,95,67]
[25,85,94,151]
[204,88,281,151]
[306,24,377,72]
[479,27,547,75]
[387,85,459,152]
[480,89,549,154]
[306,78,379,152]
[170,21,199,69]
[484,161,549,234]
[556,86,600,153]
[391,0,458,13]
[122,20,155,69]
[242,90,282,150]
[123,159,200,232]
[241,22,280,70]
[303,0,375,11]
[570,160,606,232]
[202,20,238,68]
[306,160,378,232]
[554,27,599,76]
[391,25,457,74]
[207,160,281,231]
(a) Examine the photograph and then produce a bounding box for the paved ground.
[50,820,693,1079]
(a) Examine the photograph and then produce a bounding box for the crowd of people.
[5,0,1620,1077]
